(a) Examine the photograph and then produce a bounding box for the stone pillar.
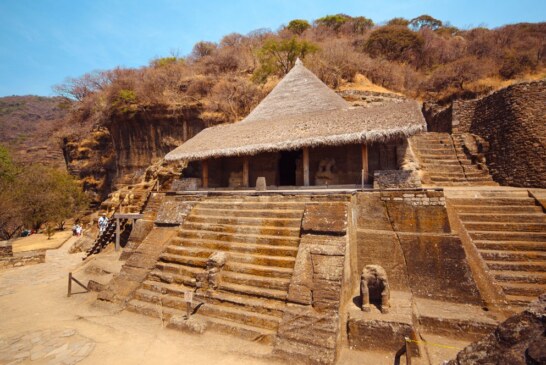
[303,147,310,187]
[243,157,249,188]
[362,144,369,185]
[202,160,209,189]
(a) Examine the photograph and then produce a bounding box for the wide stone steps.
[219,281,288,301]
[499,282,546,297]
[474,240,546,252]
[492,270,546,284]
[192,207,303,219]
[169,239,299,257]
[221,271,290,292]
[162,247,296,268]
[451,198,536,206]
[453,205,543,214]
[197,201,306,210]
[478,249,546,261]
[484,260,546,272]
[186,214,302,228]
[464,222,546,232]
[469,231,546,242]
[458,213,546,223]
[181,222,301,237]
[505,294,540,307]
[175,230,300,247]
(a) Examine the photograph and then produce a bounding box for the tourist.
[98,214,109,236]
[75,224,83,236]
[72,224,78,236]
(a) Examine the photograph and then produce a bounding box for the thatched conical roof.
[165,60,425,162]
[242,58,349,123]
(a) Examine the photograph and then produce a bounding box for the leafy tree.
[387,17,410,27]
[351,16,374,34]
[364,26,424,62]
[253,37,318,82]
[409,15,443,31]
[17,165,89,230]
[314,14,351,31]
[0,146,23,239]
[286,19,311,35]
[191,41,217,60]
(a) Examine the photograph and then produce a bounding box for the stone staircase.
[410,132,497,186]
[447,189,546,308]
[127,195,306,343]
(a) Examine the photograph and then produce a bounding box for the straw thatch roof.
[165,59,425,162]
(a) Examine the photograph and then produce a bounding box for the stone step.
[492,270,546,285]
[224,261,293,279]
[181,222,301,237]
[421,160,462,166]
[176,230,300,247]
[458,213,546,223]
[469,230,546,242]
[478,249,546,262]
[485,260,546,272]
[170,238,299,257]
[163,249,296,269]
[219,281,288,301]
[135,288,281,330]
[186,214,302,228]
[420,165,464,173]
[191,314,277,344]
[416,149,456,156]
[155,261,204,277]
[453,205,543,214]
[500,282,546,297]
[429,176,468,182]
[447,190,531,198]
[450,198,536,206]
[221,271,290,292]
[464,221,546,232]
[192,207,303,219]
[127,298,179,319]
[149,269,195,287]
[505,294,539,306]
[141,280,286,318]
[475,240,546,252]
[197,201,306,211]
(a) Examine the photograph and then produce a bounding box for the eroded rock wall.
[452,80,546,188]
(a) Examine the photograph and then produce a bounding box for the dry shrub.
[206,77,266,122]
[306,39,362,88]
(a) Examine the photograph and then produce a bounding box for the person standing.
[98,213,109,236]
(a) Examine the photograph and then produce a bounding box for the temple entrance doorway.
[278,150,300,186]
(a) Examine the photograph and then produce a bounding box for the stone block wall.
[0,241,13,257]
[452,80,546,188]
[373,170,421,189]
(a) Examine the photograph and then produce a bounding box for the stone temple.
[88,60,545,364]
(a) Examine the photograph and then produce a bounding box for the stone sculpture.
[360,264,390,314]
[315,158,338,185]
[206,251,227,290]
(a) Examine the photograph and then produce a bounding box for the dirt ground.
[11,231,72,253]
[0,236,467,365]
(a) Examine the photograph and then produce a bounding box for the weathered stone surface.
[348,317,415,352]
[398,234,482,304]
[171,178,202,191]
[0,240,13,257]
[385,199,450,233]
[448,294,546,365]
[256,177,267,191]
[155,199,195,225]
[302,203,347,234]
[167,316,207,334]
[127,219,154,243]
[0,250,46,270]
[373,170,421,189]
[452,80,546,188]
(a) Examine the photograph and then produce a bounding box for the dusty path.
[0,237,281,365]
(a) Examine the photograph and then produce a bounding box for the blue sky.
[0,0,544,97]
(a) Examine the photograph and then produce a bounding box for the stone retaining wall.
[452,80,546,188]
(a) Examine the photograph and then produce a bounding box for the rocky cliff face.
[63,104,206,204]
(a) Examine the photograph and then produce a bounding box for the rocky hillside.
[0,96,70,168]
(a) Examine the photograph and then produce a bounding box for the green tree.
[387,17,410,27]
[409,15,443,31]
[351,16,374,33]
[286,19,311,35]
[364,26,424,62]
[314,14,351,31]
[0,145,23,239]
[253,37,318,82]
[17,165,89,230]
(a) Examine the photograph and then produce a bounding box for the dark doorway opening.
[278,150,300,186]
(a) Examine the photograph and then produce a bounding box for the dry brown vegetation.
[56,14,546,125]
